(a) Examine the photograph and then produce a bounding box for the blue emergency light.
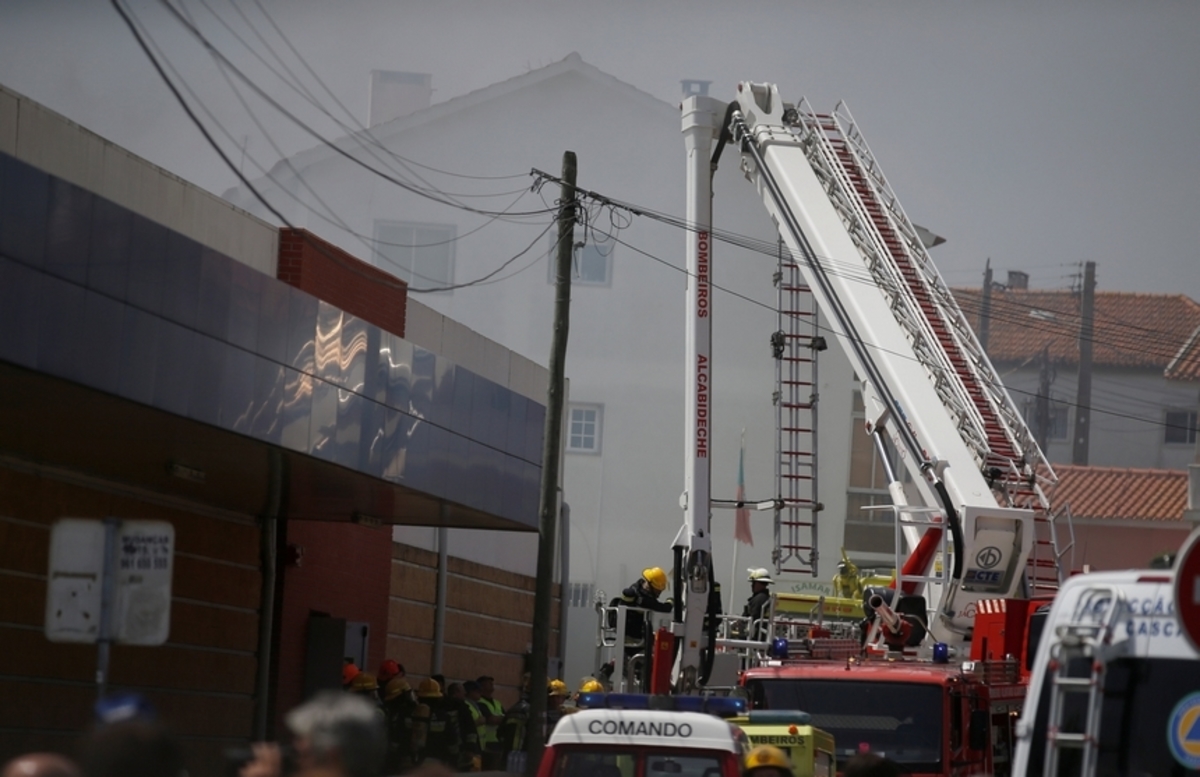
[768,637,790,659]
[932,642,950,664]
[576,693,747,718]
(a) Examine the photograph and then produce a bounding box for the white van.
[1011,566,1200,776]
[539,707,749,777]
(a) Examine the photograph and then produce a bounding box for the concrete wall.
[0,84,278,277]
[1001,366,1200,469]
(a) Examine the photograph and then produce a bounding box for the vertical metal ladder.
[1043,586,1124,777]
[773,242,822,576]
[791,98,1072,591]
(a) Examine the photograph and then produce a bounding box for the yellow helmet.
[349,672,379,692]
[548,679,569,696]
[384,677,412,701]
[745,745,792,773]
[579,679,604,693]
[416,678,442,698]
[642,567,668,593]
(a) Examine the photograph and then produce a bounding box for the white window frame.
[1164,409,1199,445]
[567,403,604,454]
[547,227,613,287]
[373,220,456,292]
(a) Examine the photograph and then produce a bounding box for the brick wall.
[1071,522,1195,571]
[388,543,561,707]
[273,519,393,733]
[277,228,407,338]
[0,464,260,776]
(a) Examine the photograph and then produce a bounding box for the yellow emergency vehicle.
[729,710,835,777]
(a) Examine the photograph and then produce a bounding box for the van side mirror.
[968,709,989,751]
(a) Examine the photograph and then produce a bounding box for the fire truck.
[685,81,1072,775]
[1010,527,1200,776]
[592,79,1073,774]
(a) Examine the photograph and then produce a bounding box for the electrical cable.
[157,0,559,220]
[115,0,561,294]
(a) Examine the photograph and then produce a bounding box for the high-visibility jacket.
[477,696,504,751]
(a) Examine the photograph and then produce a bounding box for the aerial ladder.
[671,82,1070,682]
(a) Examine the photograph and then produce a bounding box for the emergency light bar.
[744,710,812,725]
[576,693,747,718]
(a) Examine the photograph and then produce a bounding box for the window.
[567,582,595,608]
[548,227,613,286]
[567,404,603,454]
[1023,398,1069,442]
[1164,409,1198,445]
[373,220,455,291]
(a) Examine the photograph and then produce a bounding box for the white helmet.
[747,568,773,584]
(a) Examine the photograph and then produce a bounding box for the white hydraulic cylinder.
[676,95,724,688]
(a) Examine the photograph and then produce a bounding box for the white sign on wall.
[45,518,175,646]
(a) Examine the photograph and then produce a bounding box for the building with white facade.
[225,54,864,679]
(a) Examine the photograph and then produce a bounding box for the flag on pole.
[735,431,754,546]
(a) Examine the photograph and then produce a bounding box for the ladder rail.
[1043,586,1126,777]
[821,99,1072,587]
[830,100,1057,495]
[774,248,820,576]
[792,103,995,473]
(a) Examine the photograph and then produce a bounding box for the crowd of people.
[338,659,595,775]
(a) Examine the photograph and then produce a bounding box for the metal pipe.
[558,503,570,676]
[96,516,120,703]
[433,521,448,674]
[254,449,284,739]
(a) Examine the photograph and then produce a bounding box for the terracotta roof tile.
[953,288,1200,376]
[1052,464,1189,521]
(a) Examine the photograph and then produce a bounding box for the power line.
[157,0,559,220]
[115,0,564,295]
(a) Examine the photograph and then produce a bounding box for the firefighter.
[743,568,773,640]
[610,567,673,688]
[612,567,673,643]
[744,745,793,777]
[412,678,461,767]
[543,679,569,738]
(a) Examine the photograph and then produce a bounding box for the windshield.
[1025,656,1200,776]
[748,678,943,772]
[552,749,726,777]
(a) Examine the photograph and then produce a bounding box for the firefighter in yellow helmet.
[744,744,794,777]
[608,567,673,689]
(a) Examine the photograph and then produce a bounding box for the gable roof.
[1052,464,1189,521]
[250,52,676,186]
[1166,324,1200,381]
[953,287,1200,377]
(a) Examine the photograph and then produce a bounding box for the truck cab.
[743,659,1022,777]
[538,707,748,777]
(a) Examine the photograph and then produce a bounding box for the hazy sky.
[2,0,1197,300]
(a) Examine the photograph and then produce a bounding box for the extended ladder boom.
[725,83,1041,641]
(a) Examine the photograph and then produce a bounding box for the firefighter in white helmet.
[743,568,773,640]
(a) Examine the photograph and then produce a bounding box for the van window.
[552,750,724,777]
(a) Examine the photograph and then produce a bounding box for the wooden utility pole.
[979,259,993,352]
[526,151,576,776]
[1072,261,1096,465]
[1035,345,1052,453]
